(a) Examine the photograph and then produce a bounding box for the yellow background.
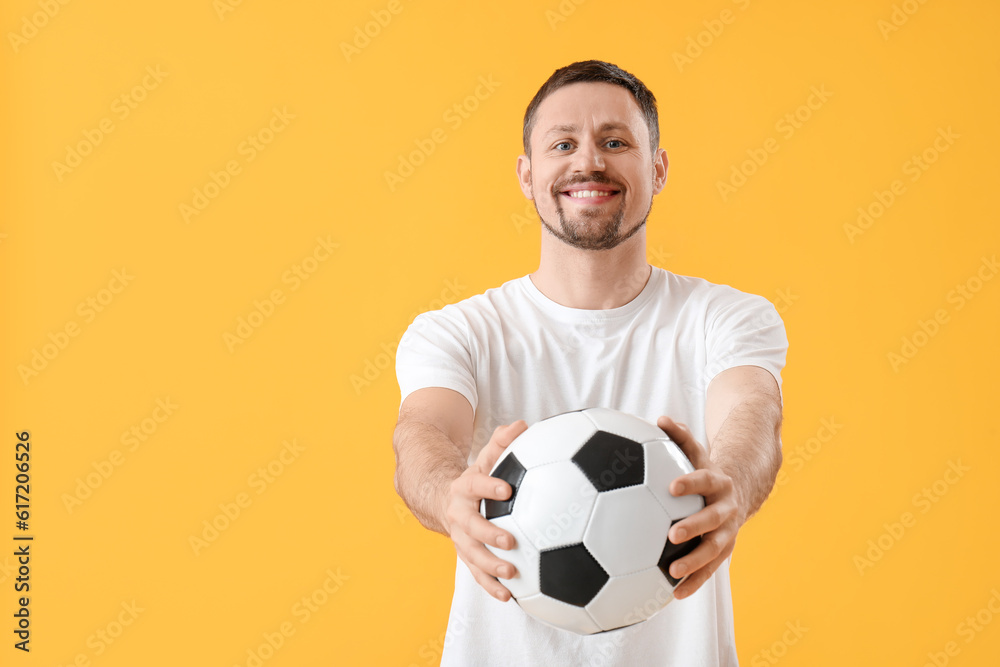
[2,0,999,665]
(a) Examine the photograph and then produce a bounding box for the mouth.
[559,186,621,204]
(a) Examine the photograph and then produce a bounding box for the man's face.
[517,82,667,251]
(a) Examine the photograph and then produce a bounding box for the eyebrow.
[543,122,633,136]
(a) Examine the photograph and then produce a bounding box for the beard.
[534,175,652,251]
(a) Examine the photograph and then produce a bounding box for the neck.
[530,228,652,309]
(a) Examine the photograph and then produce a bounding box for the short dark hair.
[522,60,659,158]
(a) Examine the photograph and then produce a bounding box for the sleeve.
[702,287,789,397]
[395,307,479,413]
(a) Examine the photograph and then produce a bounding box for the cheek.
[630,171,655,197]
[534,173,559,197]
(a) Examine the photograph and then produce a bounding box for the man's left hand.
[656,415,745,600]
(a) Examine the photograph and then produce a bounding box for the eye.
[606,139,625,149]
[555,141,573,151]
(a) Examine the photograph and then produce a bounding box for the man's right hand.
[441,420,528,602]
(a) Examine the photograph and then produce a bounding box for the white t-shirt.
[396,266,788,667]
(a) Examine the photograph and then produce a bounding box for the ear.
[651,147,668,195]
[515,154,534,200]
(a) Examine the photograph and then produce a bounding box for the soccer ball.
[480,408,705,635]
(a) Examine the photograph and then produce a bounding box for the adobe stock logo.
[351,278,467,394]
[716,85,832,202]
[189,439,305,556]
[62,398,179,514]
[773,417,842,488]
[921,588,1000,667]
[887,254,996,372]
[853,459,969,575]
[877,0,932,40]
[703,286,798,382]
[544,0,588,30]
[749,620,809,666]
[340,0,409,62]
[54,600,145,665]
[232,566,349,667]
[407,615,471,667]
[214,0,247,20]
[843,127,959,243]
[384,76,502,192]
[7,0,74,53]
[223,236,338,352]
[179,107,295,223]
[672,0,753,72]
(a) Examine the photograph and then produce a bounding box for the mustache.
[551,173,623,195]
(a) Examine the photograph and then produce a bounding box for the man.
[393,60,787,666]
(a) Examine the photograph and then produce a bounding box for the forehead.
[531,81,647,143]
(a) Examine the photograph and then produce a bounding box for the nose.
[571,140,605,172]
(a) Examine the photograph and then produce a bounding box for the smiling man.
[393,61,788,666]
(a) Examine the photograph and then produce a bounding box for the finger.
[668,468,727,499]
[477,420,529,471]
[668,499,732,546]
[657,416,709,469]
[672,542,735,600]
[456,470,513,502]
[460,508,517,550]
[669,527,732,582]
[656,415,689,434]
[460,554,514,602]
[672,559,715,600]
[501,419,529,442]
[455,532,519,582]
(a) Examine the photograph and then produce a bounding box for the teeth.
[567,190,614,198]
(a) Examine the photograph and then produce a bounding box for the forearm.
[393,418,469,536]
[707,393,783,526]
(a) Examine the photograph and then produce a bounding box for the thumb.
[656,416,708,469]
[478,420,528,472]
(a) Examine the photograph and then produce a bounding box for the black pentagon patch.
[571,431,645,492]
[483,454,526,519]
[539,543,609,607]
[658,519,701,586]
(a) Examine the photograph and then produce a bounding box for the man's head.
[517,61,667,252]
